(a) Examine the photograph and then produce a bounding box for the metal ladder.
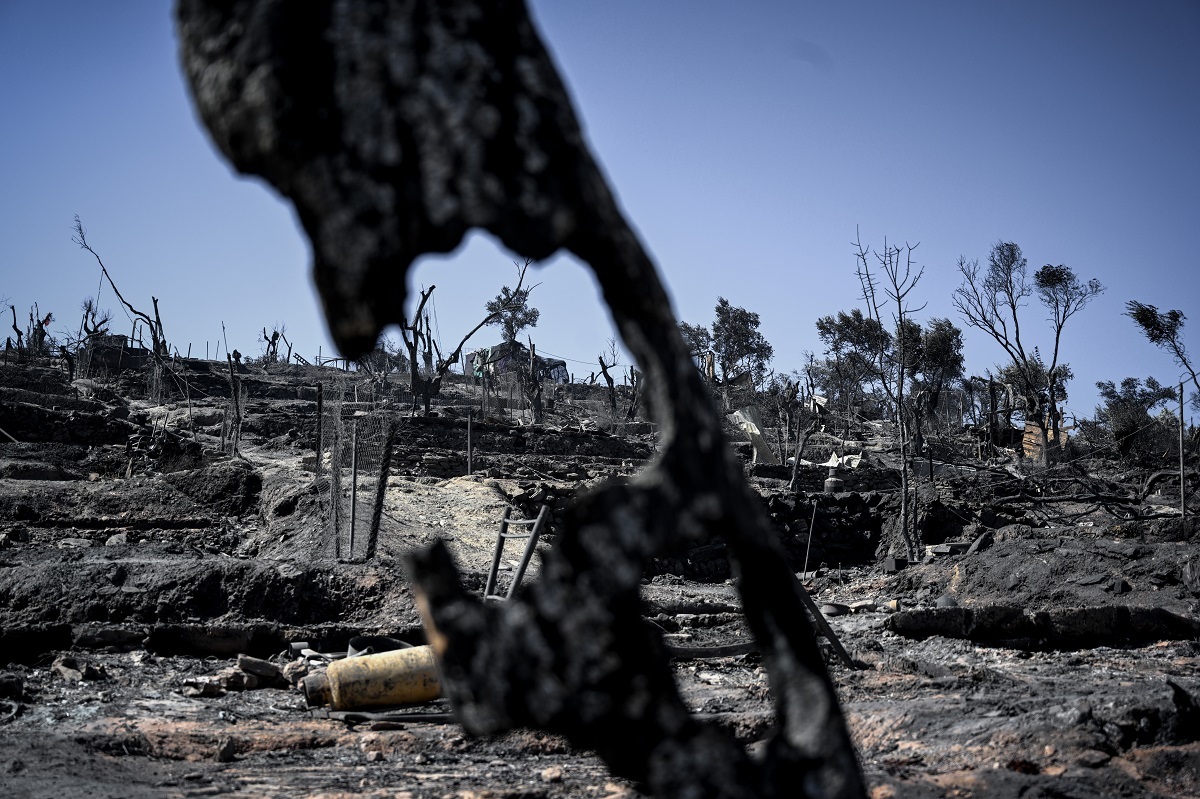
[483,505,550,602]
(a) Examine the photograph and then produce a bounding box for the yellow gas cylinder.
[303,645,442,710]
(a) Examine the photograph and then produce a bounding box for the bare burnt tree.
[178,2,864,797]
[9,305,23,351]
[597,337,619,413]
[855,230,925,561]
[73,217,170,357]
[80,297,112,342]
[401,263,536,416]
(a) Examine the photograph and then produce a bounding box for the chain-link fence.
[316,380,404,561]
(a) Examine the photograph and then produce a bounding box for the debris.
[181,678,226,699]
[302,645,441,710]
[236,654,282,682]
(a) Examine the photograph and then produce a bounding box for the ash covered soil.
[2,361,1200,798]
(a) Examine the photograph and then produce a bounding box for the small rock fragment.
[540,765,564,783]
[104,532,128,546]
[1074,749,1111,768]
[215,737,237,763]
[0,672,23,700]
[281,659,309,686]
[80,664,109,681]
[51,656,83,682]
[366,750,386,763]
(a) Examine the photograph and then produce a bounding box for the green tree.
[1079,377,1177,461]
[711,297,774,386]
[486,259,541,344]
[907,317,966,458]
[815,309,890,437]
[1125,301,1200,410]
[678,321,712,356]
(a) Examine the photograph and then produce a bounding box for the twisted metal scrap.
[177,2,864,796]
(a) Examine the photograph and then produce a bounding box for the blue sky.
[1,1,1197,420]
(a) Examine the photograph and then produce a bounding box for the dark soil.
[2,359,1199,798]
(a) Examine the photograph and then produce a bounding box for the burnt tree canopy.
[177,2,864,797]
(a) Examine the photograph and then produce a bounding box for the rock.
[935,595,959,608]
[237,654,283,681]
[215,737,237,763]
[281,659,309,686]
[80,663,109,681]
[0,672,23,700]
[1106,577,1132,594]
[104,532,128,546]
[366,750,386,763]
[540,765,564,783]
[820,603,850,617]
[57,537,94,549]
[220,668,259,691]
[966,530,994,555]
[51,655,83,682]
[1074,749,1111,768]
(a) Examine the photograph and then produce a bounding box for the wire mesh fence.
[316,380,405,561]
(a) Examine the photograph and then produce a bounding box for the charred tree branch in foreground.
[177,2,864,796]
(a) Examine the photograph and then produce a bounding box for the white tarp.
[728,407,780,465]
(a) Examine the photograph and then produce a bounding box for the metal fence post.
[349,418,359,558]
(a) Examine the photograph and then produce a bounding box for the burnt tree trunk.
[179,3,865,796]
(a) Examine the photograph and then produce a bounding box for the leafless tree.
[400,261,537,415]
[597,336,619,413]
[855,229,925,561]
[73,216,169,357]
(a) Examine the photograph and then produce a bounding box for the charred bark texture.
[177,2,864,797]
